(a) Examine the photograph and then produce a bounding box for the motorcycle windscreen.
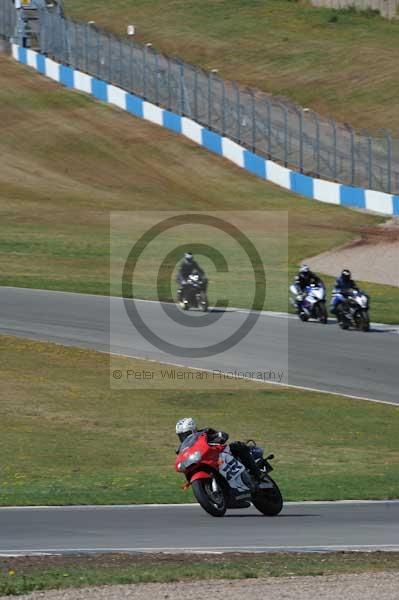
[179,432,200,452]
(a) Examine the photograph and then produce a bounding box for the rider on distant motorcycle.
[330,269,358,315]
[176,252,207,302]
[175,417,263,485]
[291,264,324,313]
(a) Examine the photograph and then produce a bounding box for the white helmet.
[176,417,197,441]
[299,264,310,274]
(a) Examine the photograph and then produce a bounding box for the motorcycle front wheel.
[192,478,227,517]
[355,310,370,332]
[252,477,283,516]
[315,302,328,324]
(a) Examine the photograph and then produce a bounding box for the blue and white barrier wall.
[12,44,399,217]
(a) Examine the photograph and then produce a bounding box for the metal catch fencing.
[0,0,16,39]
[2,0,399,194]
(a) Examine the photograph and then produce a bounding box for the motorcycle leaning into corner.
[175,431,283,517]
[332,288,370,331]
[179,271,208,312]
[290,283,328,324]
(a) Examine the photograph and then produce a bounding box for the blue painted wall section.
[243,151,266,178]
[290,172,314,199]
[340,186,366,209]
[36,53,46,75]
[60,65,74,89]
[10,44,398,217]
[126,93,144,118]
[18,46,27,64]
[202,129,223,155]
[91,78,108,102]
[163,110,182,134]
[392,196,399,216]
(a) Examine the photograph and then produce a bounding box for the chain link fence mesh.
[1,0,399,194]
[0,0,15,39]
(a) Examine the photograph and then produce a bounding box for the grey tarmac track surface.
[1,502,399,554]
[0,287,398,403]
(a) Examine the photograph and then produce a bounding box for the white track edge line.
[1,499,398,510]
[1,545,399,555]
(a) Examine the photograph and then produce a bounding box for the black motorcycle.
[179,271,208,312]
[334,289,370,332]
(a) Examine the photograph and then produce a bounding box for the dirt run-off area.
[3,572,399,600]
[306,218,399,287]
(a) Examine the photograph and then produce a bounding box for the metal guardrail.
[1,0,399,194]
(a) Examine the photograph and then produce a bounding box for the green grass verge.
[1,336,398,506]
[1,56,399,321]
[65,0,399,132]
[1,552,399,596]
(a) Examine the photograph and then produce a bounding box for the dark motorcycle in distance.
[175,432,283,517]
[179,271,208,312]
[334,288,370,332]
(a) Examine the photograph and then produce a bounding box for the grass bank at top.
[1,335,398,506]
[65,0,399,132]
[1,56,399,321]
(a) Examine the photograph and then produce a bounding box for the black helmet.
[184,252,193,263]
[341,269,351,282]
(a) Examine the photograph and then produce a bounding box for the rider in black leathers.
[176,252,207,302]
[175,418,263,484]
[291,264,324,313]
[293,264,324,293]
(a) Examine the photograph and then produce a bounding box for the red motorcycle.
[175,432,283,517]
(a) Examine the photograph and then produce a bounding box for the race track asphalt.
[0,287,398,403]
[1,502,398,554]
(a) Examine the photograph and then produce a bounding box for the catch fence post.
[235,83,241,143]
[129,43,134,93]
[281,103,288,167]
[119,38,123,87]
[299,109,304,173]
[194,67,198,121]
[315,113,320,178]
[221,80,226,136]
[155,52,159,105]
[367,134,373,190]
[180,62,185,115]
[251,90,256,152]
[331,120,337,180]
[143,44,148,98]
[387,131,392,194]
[266,98,272,157]
[96,27,100,78]
[208,71,212,129]
[167,58,171,111]
[350,128,355,186]
[108,34,112,83]
[85,23,89,73]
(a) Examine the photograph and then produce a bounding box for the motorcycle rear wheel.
[198,291,208,312]
[315,302,328,324]
[192,478,227,517]
[252,477,283,516]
